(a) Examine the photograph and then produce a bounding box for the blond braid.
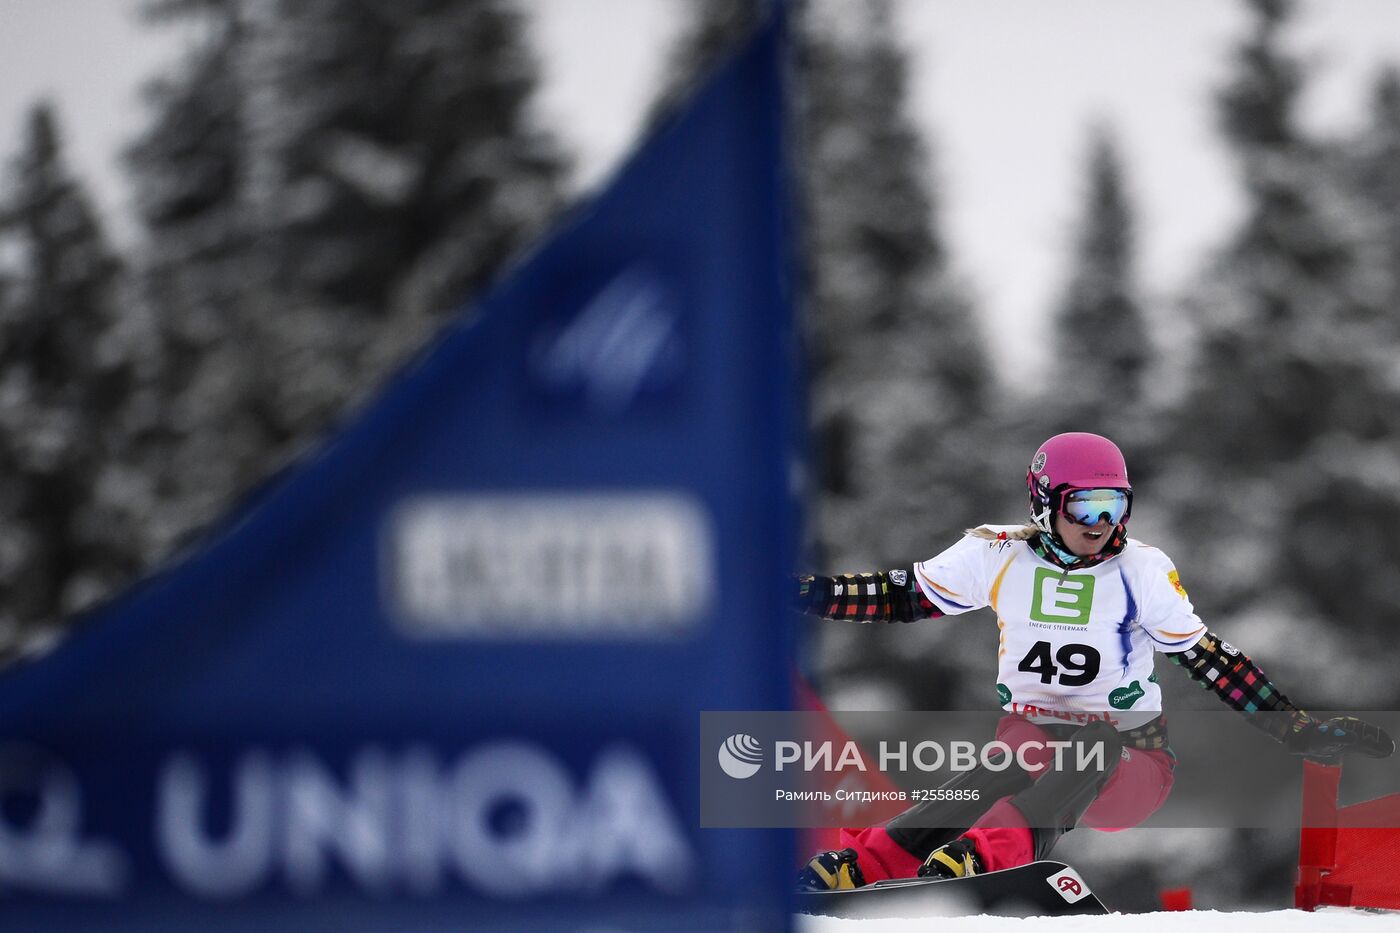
[965,524,1038,541]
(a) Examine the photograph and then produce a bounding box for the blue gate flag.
[0,10,797,931]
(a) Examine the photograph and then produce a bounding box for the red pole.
[1295,760,1341,910]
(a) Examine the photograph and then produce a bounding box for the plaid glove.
[1283,715,1395,764]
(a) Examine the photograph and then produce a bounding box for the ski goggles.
[1059,487,1131,526]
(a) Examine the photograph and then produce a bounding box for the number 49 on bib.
[1017,641,1101,686]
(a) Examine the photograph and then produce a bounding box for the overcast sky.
[3,0,1400,377]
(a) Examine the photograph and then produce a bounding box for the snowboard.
[797,860,1110,918]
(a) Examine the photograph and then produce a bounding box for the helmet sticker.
[1032,452,1047,473]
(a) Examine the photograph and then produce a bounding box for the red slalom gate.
[1296,759,1400,910]
[794,676,908,860]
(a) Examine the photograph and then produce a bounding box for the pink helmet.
[1027,432,1131,535]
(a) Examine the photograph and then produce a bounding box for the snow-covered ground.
[797,908,1400,932]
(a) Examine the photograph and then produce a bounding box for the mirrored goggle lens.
[1061,488,1129,526]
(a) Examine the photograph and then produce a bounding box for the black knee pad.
[1008,719,1124,860]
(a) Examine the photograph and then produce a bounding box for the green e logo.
[1029,568,1096,625]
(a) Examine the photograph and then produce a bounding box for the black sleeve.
[1166,630,1310,743]
[795,566,944,624]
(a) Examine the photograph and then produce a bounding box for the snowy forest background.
[2,0,1399,912]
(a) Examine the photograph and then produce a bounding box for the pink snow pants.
[838,714,1176,881]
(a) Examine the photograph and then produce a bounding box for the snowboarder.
[795,432,1394,890]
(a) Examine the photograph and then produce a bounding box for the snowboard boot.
[797,847,867,891]
[917,836,984,880]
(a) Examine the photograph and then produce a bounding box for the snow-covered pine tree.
[652,0,997,708]
[129,0,250,275]
[1344,67,1400,324]
[1168,0,1400,703]
[0,105,142,648]
[246,0,566,318]
[1045,126,1150,442]
[1181,0,1369,467]
[1276,62,1400,685]
[122,0,569,575]
[790,1,992,577]
[124,0,279,559]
